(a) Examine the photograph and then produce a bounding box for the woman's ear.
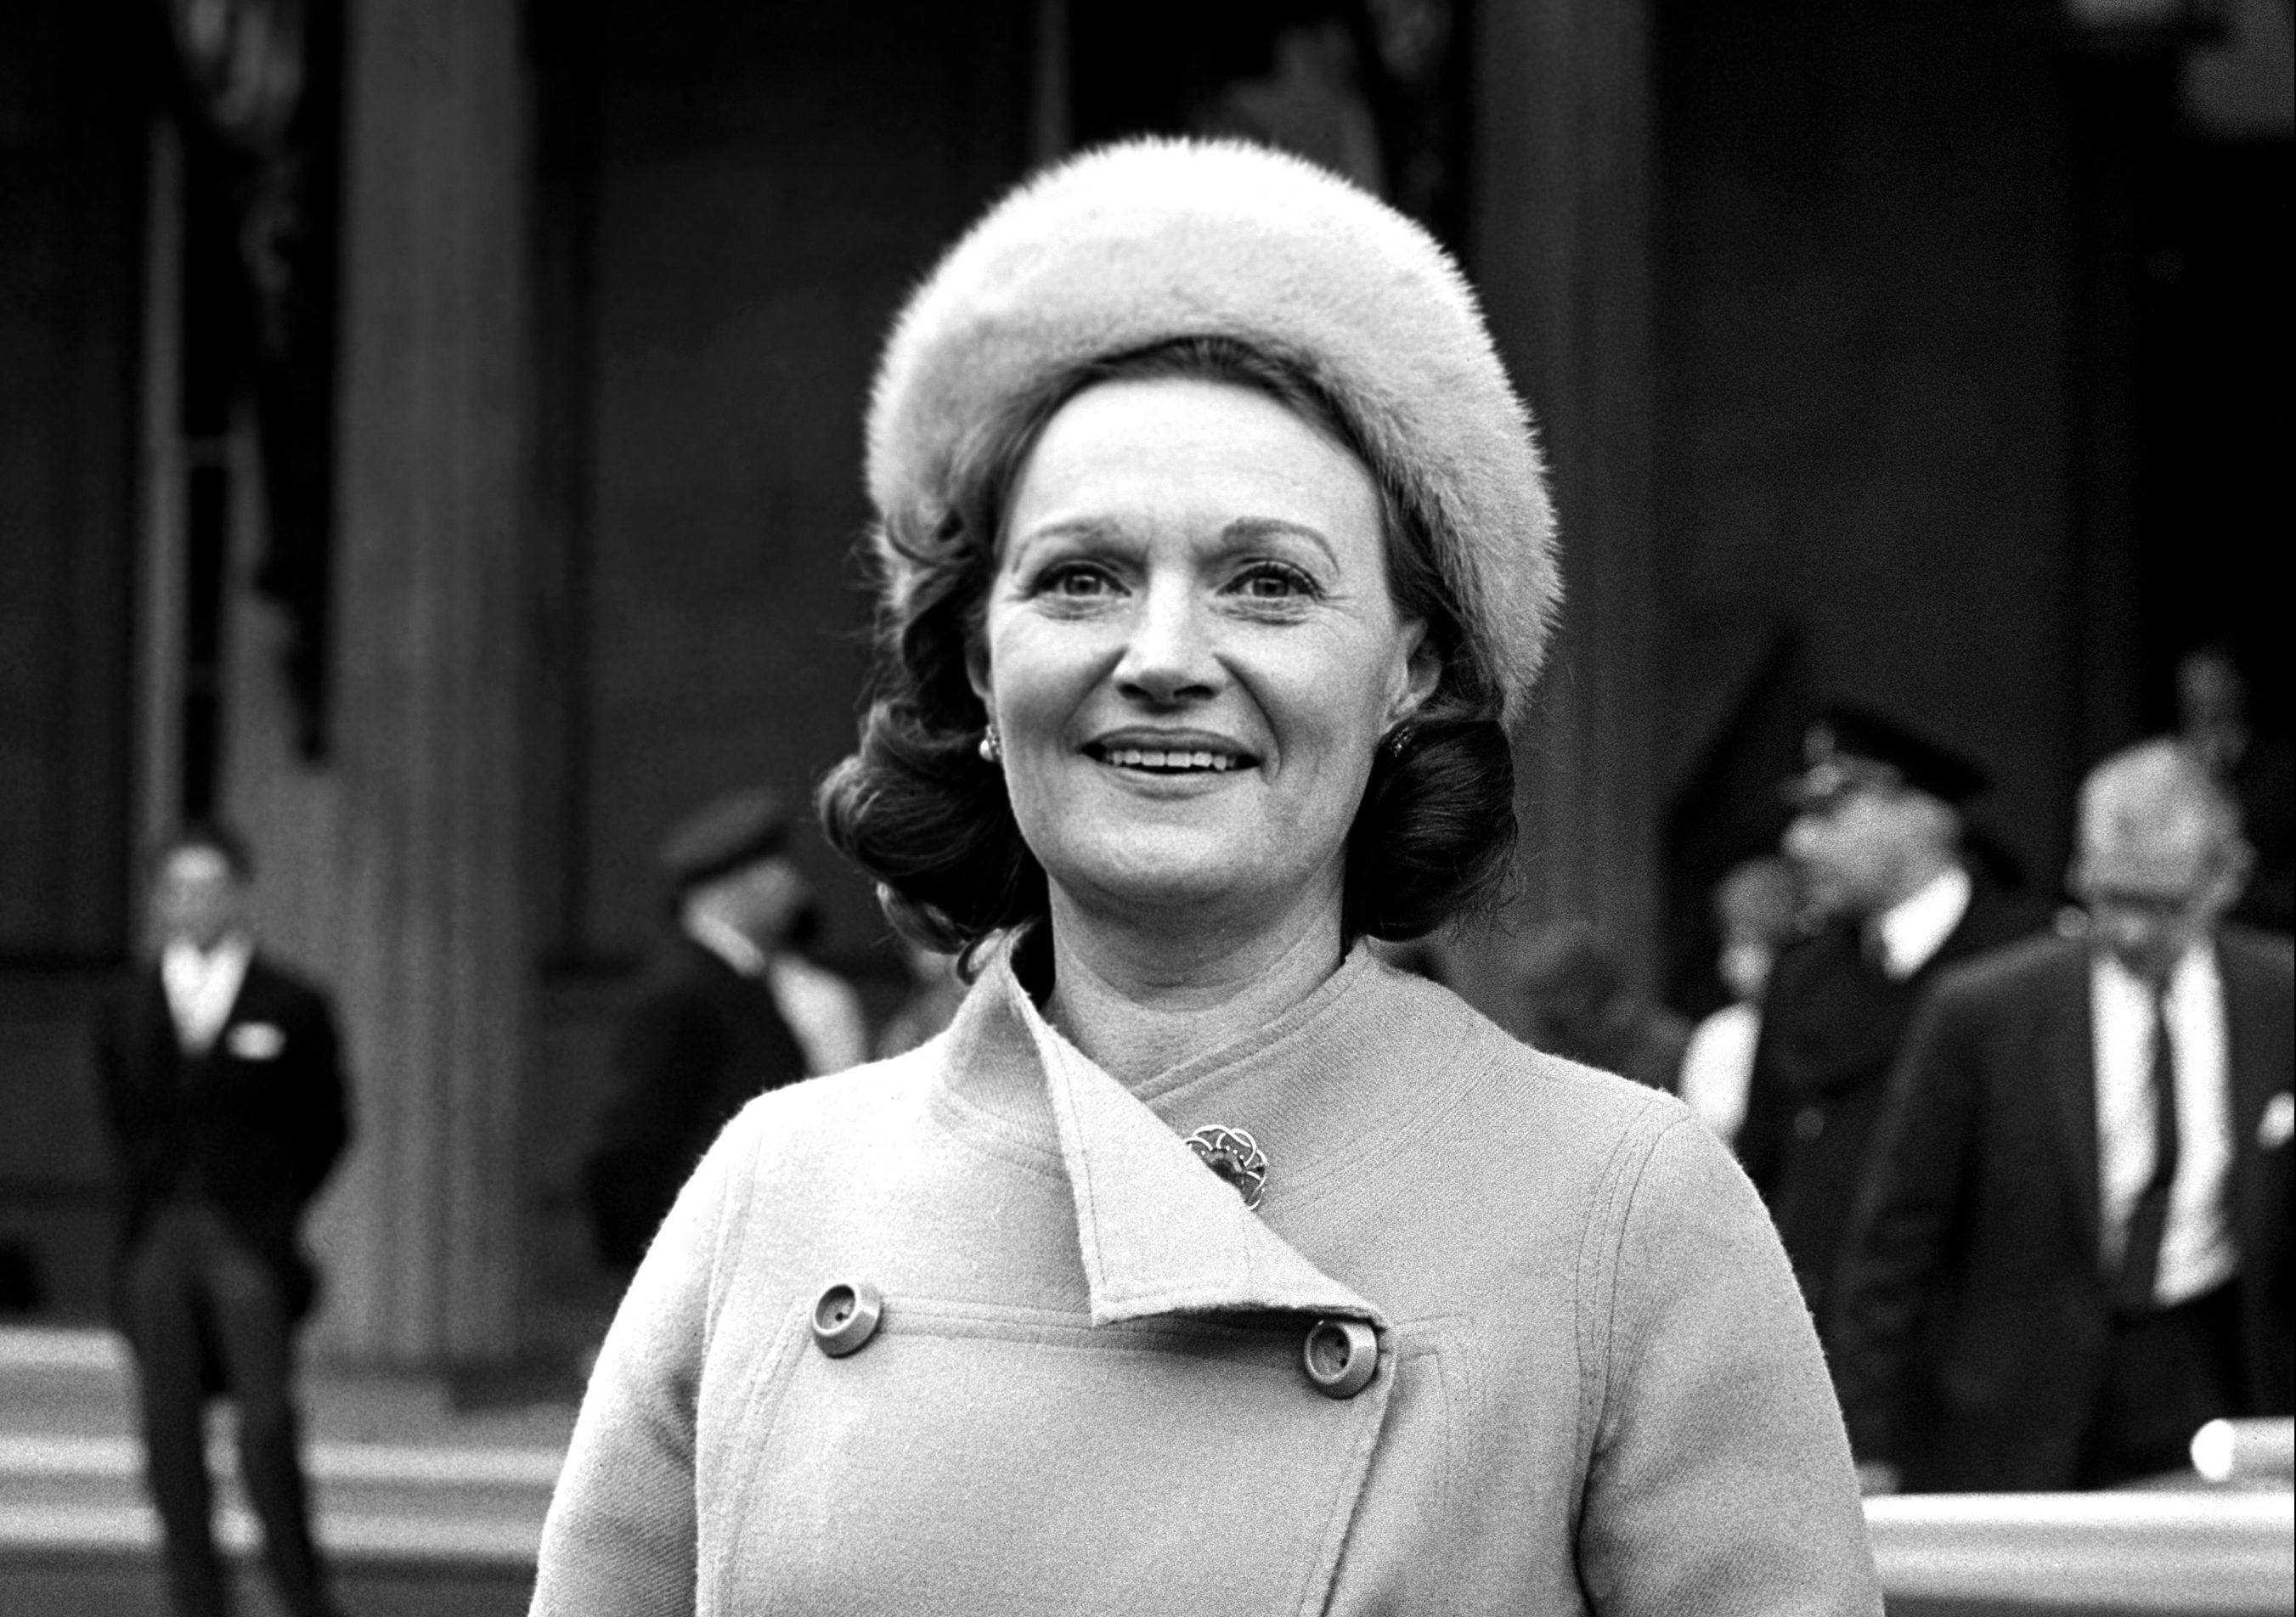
[965,637,993,709]
[1388,621,1441,727]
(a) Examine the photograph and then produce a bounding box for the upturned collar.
[934,938,1391,1329]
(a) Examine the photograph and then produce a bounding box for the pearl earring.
[979,723,1002,763]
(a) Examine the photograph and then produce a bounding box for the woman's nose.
[1113,581,1218,703]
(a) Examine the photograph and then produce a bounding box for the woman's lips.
[1084,741,1255,774]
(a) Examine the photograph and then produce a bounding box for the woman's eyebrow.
[1005,516,1126,563]
[1217,517,1338,567]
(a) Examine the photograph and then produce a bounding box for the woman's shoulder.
[1378,962,1690,1136]
[723,1034,951,1145]
[1371,963,1737,1220]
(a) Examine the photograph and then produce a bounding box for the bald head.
[2071,739,2250,979]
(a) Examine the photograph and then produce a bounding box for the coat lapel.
[998,964,1384,1328]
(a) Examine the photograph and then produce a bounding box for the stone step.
[1,1326,567,1615]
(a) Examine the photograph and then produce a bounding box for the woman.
[533,139,1879,1614]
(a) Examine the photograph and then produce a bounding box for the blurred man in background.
[96,825,351,1617]
[1738,707,2046,1338]
[584,787,861,1273]
[1835,740,2293,1491]
[1516,920,1691,1094]
[1678,854,1807,1143]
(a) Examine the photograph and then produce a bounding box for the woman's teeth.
[1100,747,1240,773]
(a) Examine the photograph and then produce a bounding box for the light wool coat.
[533,946,1881,1614]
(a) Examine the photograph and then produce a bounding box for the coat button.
[1794,1106,1825,1142]
[1301,1318,1379,1399]
[810,1282,883,1357]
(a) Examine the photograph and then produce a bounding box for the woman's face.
[975,376,1436,931]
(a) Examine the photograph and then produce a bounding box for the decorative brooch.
[1185,1124,1268,1210]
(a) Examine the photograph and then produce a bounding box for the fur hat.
[865,137,1558,723]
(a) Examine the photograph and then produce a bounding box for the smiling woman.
[823,331,1518,951]
[533,139,1883,1615]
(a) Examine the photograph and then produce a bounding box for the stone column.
[318,0,528,1365]
[1447,0,1661,1024]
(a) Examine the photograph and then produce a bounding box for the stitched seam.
[702,1113,764,1344]
[1289,1358,1391,1613]
[1040,1035,1126,1310]
[1098,1276,1366,1320]
[1258,1019,1487,1208]
[721,1300,815,1573]
[857,1316,1321,1360]
[1603,1113,1690,1402]
[687,1112,766,1566]
[1131,948,1378,1104]
[620,1108,760,1490]
[1571,1094,1667,1518]
[926,1079,1068,1180]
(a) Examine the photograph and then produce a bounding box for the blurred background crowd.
[0,0,2288,1496]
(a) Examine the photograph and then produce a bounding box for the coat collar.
[935,937,1391,1329]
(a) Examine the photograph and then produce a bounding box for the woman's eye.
[1036,562,1118,598]
[1233,562,1318,600]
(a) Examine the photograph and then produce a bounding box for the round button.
[1794,1106,1825,1142]
[810,1282,883,1358]
[1301,1318,1379,1400]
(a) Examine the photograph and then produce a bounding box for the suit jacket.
[1831,927,2296,1491]
[534,943,1881,1614]
[95,953,353,1321]
[1738,879,2045,1323]
[584,938,811,1270]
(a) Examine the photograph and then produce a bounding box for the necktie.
[2113,992,2180,1314]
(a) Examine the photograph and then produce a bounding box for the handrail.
[1867,1489,2294,1613]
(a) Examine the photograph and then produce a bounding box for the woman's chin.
[1046,841,1328,932]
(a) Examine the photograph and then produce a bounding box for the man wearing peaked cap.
[583,788,864,1272]
[1791,707,1990,821]
[1737,705,2049,1354]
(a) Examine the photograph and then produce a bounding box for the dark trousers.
[122,1202,335,1617]
[2078,1280,2246,1489]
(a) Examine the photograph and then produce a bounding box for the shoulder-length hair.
[817,335,1515,955]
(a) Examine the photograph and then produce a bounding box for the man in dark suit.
[1835,740,2293,1491]
[96,825,351,1617]
[584,788,839,1271]
[1738,707,2046,1344]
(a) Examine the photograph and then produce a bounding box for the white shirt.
[160,935,253,1055]
[766,955,869,1078]
[685,910,768,979]
[684,913,868,1078]
[2091,944,2237,1305]
[1870,865,1972,981]
[1678,1001,1761,1144]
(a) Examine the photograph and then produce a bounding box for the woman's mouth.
[1086,743,1253,775]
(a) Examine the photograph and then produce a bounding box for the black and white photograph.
[0,1,2288,1613]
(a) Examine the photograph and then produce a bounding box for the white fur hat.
[865,138,1558,722]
